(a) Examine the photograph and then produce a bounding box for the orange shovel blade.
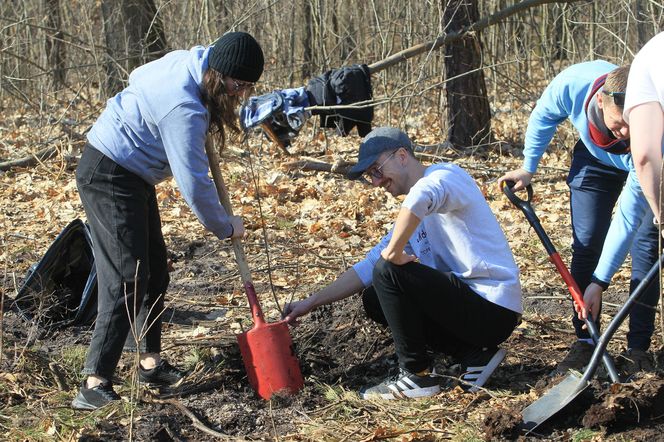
[237,320,304,399]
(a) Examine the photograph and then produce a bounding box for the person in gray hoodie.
[71,32,264,410]
[283,127,522,399]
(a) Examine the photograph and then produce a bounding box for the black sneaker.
[549,340,594,377]
[360,368,441,400]
[459,347,506,392]
[617,348,655,380]
[139,360,185,386]
[71,381,121,410]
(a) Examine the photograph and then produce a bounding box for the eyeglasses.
[229,78,255,91]
[602,90,625,107]
[366,150,398,179]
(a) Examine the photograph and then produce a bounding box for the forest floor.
[1,94,664,441]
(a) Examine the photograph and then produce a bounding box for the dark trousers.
[362,258,520,373]
[567,140,660,350]
[76,144,169,379]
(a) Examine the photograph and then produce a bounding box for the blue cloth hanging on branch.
[240,87,311,147]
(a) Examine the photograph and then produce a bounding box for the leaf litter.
[0,95,663,441]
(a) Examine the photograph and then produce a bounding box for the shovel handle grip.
[501,181,555,256]
[501,180,534,207]
[205,138,265,324]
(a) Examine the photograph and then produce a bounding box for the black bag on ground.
[13,219,97,328]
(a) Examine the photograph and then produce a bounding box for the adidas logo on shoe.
[360,368,441,400]
[460,347,507,392]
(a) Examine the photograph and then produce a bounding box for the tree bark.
[635,0,650,48]
[301,0,313,79]
[100,0,168,96]
[442,0,492,148]
[44,0,65,86]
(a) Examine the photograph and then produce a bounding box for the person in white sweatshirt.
[284,127,522,399]
[624,32,664,224]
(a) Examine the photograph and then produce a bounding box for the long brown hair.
[201,69,241,151]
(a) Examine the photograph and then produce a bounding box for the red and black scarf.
[584,74,630,154]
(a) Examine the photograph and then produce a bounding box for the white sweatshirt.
[352,163,522,314]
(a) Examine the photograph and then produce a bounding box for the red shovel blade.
[237,319,304,399]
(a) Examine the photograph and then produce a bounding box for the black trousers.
[363,258,520,374]
[76,144,169,379]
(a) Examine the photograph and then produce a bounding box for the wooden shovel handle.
[204,139,257,291]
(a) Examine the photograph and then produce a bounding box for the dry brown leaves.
[0,86,653,441]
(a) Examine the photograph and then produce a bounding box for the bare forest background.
[1,0,663,160]
[3,1,664,439]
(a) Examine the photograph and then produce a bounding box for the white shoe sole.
[361,384,441,400]
[463,348,507,392]
[71,397,102,410]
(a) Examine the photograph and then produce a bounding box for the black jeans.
[76,144,169,379]
[363,258,521,373]
[567,140,660,350]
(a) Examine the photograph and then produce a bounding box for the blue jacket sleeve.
[158,102,233,239]
[522,77,575,173]
[592,172,650,284]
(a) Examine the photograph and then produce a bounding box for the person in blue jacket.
[499,62,659,377]
[285,127,522,399]
[71,32,264,410]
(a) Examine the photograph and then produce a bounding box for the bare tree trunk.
[301,0,313,79]
[44,0,65,87]
[100,0,168,96]
[635,0,650,47]
[442,0,492,148]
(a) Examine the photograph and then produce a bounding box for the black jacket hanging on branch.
[305,64,373,137]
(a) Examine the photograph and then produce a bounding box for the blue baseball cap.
[347,127,413,179]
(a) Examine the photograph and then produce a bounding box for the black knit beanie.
[208,32,264,83]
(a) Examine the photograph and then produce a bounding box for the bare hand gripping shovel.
[206,140,304,399]
[500,182,662,432]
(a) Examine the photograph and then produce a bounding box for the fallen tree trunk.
[282,159,355,175]
[282,144,456,176]
[0,146,58,171]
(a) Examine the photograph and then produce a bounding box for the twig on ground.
[338,427,361,442]
[0,239,6,367]
[524,295,567,300]
[48,361,68,391]
[268,398,279,441]
[127,262,142,441]
[163,335,236,350]
[147,397,246,441]
[155,376,227,399]
[360,337,379,364]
